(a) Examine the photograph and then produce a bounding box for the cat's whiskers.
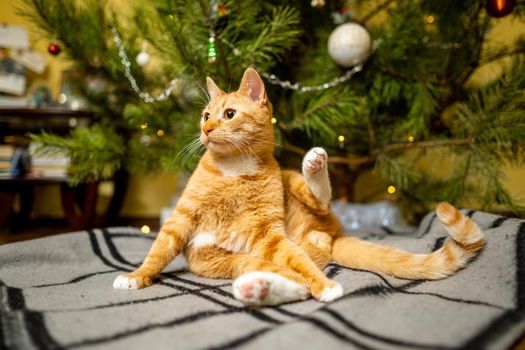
[198,85,210,103]
[248,136,282,148]
[225,134,254,161]
[175,142,199,167]
[195,85,210,108]
[211,132,254,170]
[210,132,263,167]
[215,133,247,162]
[224,138,250,170]
[174,135,204,168]
[234,136,263,164]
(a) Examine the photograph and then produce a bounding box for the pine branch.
[29,125,125,184]
[377,139,471,154]
[458,6,491,86]
[375,64,435,83]
[329,155,372,166]
[481,49,525,65]
[282,143,371,165]
[366,114,376,156]
[284,138,472,166]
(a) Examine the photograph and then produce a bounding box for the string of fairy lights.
[110,27,365,99]
[111,26,178,103]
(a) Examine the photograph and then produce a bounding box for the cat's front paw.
[303,147,328,175]
[113,274,152,290]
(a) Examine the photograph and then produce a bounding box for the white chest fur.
[215,155,260,177]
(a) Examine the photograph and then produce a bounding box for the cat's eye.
[203,112,210,122]
[224,109,236,120]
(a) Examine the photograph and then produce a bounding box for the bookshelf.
[0,108,126,231]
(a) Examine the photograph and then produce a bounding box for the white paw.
[303,147,328,175]
[113,274,139,290]
[233,271,309,306]
[319,282,344,303]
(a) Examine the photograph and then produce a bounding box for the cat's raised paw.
[233,271,309,306]
[113,274,151,290]
[303,147,328,175]
[318,282,343,303]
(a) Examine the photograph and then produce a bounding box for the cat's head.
[200,68,275,157]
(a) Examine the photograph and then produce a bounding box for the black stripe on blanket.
[489,216,509,229]
[0,279,62,350]
[460,221,525,349]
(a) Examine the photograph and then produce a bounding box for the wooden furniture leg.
[60,181,99,230]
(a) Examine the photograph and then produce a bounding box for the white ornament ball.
[327,23,371,67]
[136,51,150,67]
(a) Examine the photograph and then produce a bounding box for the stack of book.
[0,144,14,178]
[29,143,70,178]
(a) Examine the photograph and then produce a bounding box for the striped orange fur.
[113,68,485,305]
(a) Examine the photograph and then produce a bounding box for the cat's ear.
[206,77,225,101]
[238,67,267,104]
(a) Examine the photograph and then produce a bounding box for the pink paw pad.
[233,271,310,306]
[238,278,269,304]
[304,148,327,174]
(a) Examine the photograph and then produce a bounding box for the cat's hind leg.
[282,147,332,214]
[302,147,331,210]
[186,242,310,306]
[299,230,334,269]
[254,230,343,303]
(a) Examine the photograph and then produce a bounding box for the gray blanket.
[0,210,524,350]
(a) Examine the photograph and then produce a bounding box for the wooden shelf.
[0,107,95,140]
[0,107,94,119]
[0,174,69,184]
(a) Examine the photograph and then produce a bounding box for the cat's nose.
[204,127,214,136]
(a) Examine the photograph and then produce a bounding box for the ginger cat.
[113,68,485,306]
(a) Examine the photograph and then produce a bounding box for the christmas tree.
[19,0,525,221]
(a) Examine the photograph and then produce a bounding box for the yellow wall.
[1,0,524,219]
[1,1,67,98]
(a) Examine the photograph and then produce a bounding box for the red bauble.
[48,43,61,55]
[486,0,516,18]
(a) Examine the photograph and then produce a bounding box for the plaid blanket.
[0,210,524,349]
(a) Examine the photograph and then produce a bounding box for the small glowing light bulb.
[338,135,345,142]
[387,185,396,194]
[426,15,435,23]
[157,129,165,136]
[408,135,415,143]
[141,225,151,234]
[140,123,148,130]
[271,117,277,124]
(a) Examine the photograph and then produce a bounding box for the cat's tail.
[331,202,485,280]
